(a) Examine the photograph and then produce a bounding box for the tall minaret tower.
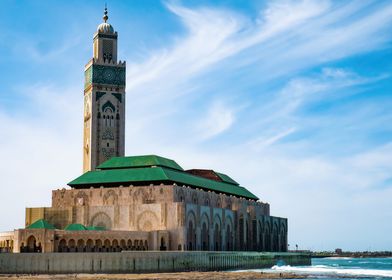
[83,7,126,172]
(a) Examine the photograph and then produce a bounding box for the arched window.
[239,215,245,249]
[201,222,209,251]
[214,223,221,251]
[120,239,126,251]
[187,220,195,251]
[112,240,119,252]
[258,221,263,251]
[265,223,271,252]
[27,235,37,253]
[20,242,25,253]
[104,239,111,252]
[68,239,76,252]
[102,101,115,127]
[160,237,167,251]
[127,239,132,250]
[77,239,85,252]
[95,239,103,252]
[58,239,66,253]
[86,239,94,252]
[226,224,232,251]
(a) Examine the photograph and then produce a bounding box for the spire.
[97,3,114,34]
[103,4,108,23]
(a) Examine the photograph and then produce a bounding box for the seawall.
[0,251,310,274]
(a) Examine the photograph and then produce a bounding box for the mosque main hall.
[0,8,288,254]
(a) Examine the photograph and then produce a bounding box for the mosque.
[0,8,288,254]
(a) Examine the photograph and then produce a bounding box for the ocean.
[263,257,392,279]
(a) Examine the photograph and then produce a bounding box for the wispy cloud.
[125,0,392,142]
[121,0,392,250]
[1,0,392,251]
[195,101,235,140]
[247,127,297,151]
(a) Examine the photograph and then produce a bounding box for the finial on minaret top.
[97,3,114,34]
[103,4,108,23]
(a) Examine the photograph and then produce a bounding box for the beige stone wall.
[16,229,56,253]
[48,185,177,234]
[0,231,14,253]
[19,183,287,253]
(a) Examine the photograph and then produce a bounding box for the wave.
[358,261,392,265]
[269,265,392,278]
[323,257,354,260]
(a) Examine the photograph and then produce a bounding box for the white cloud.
[195,102,235,140]
[247,127,297,151]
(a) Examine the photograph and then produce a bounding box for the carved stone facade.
[1,182,288,253]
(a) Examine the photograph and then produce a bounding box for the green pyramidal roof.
[27,219,56,230]
[69,155,259,200]
[97,155,184,171]
[215,172,239,185]
[64,223,88,231]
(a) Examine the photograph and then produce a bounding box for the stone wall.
[0,232,14,253]
[0,251,311,274]
[21,184,286,253]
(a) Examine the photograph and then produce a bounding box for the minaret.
[83,7,126,172]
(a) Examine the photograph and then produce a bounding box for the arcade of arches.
[56,238,148,252]
[2,183,287,253]
[185,208,287,252]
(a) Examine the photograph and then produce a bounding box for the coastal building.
[0,8,287,254]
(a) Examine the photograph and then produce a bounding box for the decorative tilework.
[102,129,114,140]
[84,66,92,89]
[92,65,125,86]
[85,65,125,88]
[96,91,106,101]
[112,93,122,103]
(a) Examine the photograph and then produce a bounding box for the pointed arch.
[200,212,210,251]
[225,216,234,251]
[102,101,115,113]
[213,214,222,251]
[186,210,197,251]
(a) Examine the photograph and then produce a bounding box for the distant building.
[335,248,343,255]
[0,7,287,254]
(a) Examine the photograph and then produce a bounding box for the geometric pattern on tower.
[102,101,115,112]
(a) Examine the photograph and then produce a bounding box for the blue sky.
[1,0,392,251]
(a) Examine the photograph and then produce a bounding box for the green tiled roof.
[86,226,105,231]
[97,155,183,171]
[215,172,239,185]
[63,224,105,231]
[27,219,56,230]
[69,156,259,200]
[64,223,88,231]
